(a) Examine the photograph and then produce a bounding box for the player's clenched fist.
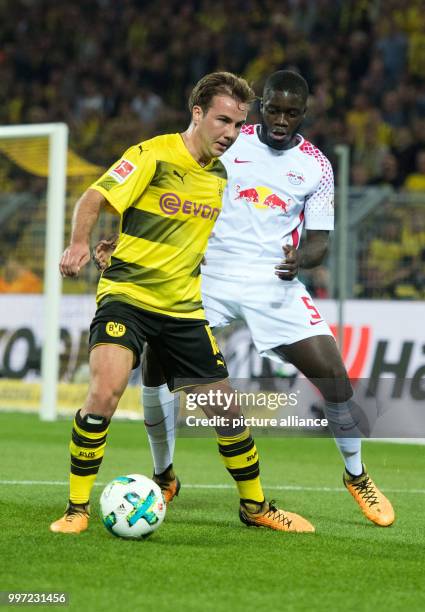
[59,243,90,277]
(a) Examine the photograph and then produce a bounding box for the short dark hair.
[263,70,309,102]
[188,71,256,113]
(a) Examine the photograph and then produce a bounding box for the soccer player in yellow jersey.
[50,72,314,535]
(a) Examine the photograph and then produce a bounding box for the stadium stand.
[0,0,424,297]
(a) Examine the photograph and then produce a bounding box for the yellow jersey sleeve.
[90,144,157,214]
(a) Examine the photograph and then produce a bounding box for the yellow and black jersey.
[91,133,227,319]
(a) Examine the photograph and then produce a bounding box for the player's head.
[259,70,308,150]
[188,72,255,160]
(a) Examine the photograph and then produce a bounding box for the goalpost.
[0,123,68,421]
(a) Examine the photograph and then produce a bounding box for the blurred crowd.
[1,0,424,297]
[1,0,425,179]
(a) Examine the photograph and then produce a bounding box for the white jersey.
[205,124,334,276]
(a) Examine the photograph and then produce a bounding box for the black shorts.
[89,299,228,391]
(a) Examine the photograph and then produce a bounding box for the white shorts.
[201,268,333,360]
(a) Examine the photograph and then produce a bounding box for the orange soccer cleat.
[239,499,315,532]
[50,503,90,534]
[344,466,395,527]
[153,475,181,504]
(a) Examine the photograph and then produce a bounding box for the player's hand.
[274,245,299,280]
[92,234,118,271]
[59,243,90,277]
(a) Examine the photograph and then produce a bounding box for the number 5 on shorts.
[301,296,323,322]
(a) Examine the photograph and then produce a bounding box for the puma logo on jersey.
[173,170,187,183]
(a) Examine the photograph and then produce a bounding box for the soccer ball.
[100,474,166,539]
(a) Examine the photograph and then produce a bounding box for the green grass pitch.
[1,412,424,611]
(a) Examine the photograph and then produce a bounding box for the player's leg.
[241,280,364,475]
[183,378,314,532]
[140,275,238,503]
[50,344,134,533]
[151,316,314,532]
[274,335,363,471]
[274,335,394,526]
[141,344,180,503]
[50,300,145,534]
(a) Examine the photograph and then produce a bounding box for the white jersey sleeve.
[299,140,334,230]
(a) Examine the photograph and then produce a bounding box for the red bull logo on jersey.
[159,192,220,221]
[235,185,291,213]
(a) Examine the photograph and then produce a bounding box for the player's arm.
[60,189,108,277]
[275,230,329,280]
[276,153,334,281]
[88,145,157,272]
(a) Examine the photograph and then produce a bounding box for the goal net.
[0,123,140,420]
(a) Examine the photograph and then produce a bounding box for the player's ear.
[192,105,204,126]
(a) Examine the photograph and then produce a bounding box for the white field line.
[0,480,424,494]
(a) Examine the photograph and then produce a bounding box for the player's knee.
[225,403,242,422]
[312,362,352,402]
[321,376,353,403]
[322,361,348,381]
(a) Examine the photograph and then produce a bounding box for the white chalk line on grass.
[0,479,424,494]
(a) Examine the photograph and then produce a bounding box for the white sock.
[323,401,363,477]
[142,384,179,475]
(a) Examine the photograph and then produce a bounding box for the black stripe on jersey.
[103,257,168,284]
[150,161,190,190]
[218,437,255,457]
[122,208,190,247]
[96,177,119,191]
[101,257,203,312]
[206,159,227,180]
[190,263,201,277]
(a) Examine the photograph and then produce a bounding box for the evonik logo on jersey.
[159,192,220,221]
[234,185,291,213]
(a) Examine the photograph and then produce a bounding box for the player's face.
[260,90,306,150]
[194,95,248,160]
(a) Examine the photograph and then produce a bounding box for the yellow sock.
[69,410,110,505]
[217,428,264,503]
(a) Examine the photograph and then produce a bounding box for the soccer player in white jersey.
[95,71,394,528]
